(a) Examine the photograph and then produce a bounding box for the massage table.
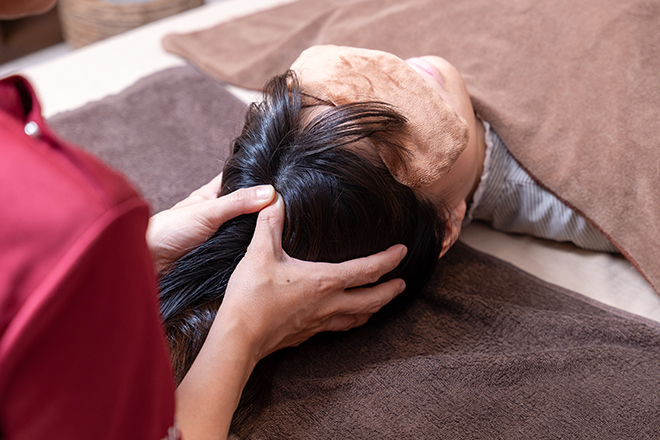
[12,0,660,437]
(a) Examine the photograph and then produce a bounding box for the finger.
[331,278,406,316]
[329,244,408,289]
[187,185,276,231]
[246,194,286,257]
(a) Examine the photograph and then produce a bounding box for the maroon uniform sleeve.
[0,76,177,439]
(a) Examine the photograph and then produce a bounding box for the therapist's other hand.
[147,172,276,273]
[219,194,408,362]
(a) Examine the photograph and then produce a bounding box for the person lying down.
[158,45,618,429]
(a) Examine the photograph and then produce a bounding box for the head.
[159,70,447,428]
[291,46,485,248]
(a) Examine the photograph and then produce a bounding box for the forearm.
[174,310,259,440]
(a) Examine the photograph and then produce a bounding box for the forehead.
[290,45,468,188]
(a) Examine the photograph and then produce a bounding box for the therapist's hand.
[146,172,276,273]
[175,193,407,440]
[220,194,408,361]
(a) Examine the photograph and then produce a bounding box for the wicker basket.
[58,0,204,48]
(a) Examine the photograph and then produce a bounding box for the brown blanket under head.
[50,65,247,213]
[163,0,660,294]
[47,66,660,439]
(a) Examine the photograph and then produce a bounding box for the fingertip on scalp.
[255,185,275,201]
[383,244,407,263]
[271,192,285,211]
[394,244,408,260]
[257,192,285,226]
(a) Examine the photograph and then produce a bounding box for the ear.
[439,201,467,258]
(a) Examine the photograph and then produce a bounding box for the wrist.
[210,304,262,369]
[174,306,260,440]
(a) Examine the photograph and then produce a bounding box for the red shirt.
[0,76,176,439]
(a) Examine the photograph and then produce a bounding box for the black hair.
[158,71,447,431]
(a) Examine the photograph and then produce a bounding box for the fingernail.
[256,185,274,200]
[399,245,408,260]
[397,280,406,294]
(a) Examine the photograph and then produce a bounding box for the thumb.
[247,193,286,258]
[191,185,276,231]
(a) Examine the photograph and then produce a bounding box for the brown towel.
[237,241,660,439]
[162,0,660,294]
[49,65,247,213]
[47,65,660,439]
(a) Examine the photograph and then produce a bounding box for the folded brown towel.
[49,65,247,213]
[163,0,660,294]
[47,65,660,439]
[238,241,660,439]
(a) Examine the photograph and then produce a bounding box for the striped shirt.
[463,121,618,253]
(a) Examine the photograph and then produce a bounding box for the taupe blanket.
[50,66,246,213]
[48,66,660,439]
[163,0,660,294]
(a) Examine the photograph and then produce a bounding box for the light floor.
[0,42,71,77]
